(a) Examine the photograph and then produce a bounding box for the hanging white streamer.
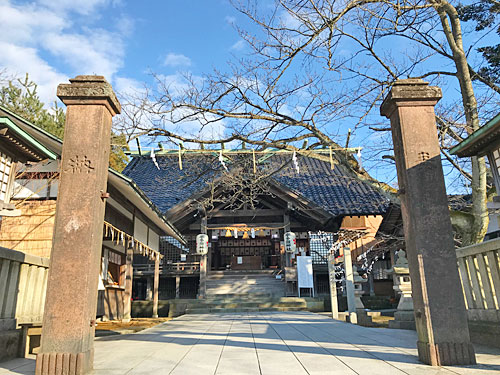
[357,148,362,169]
[292,151,300,174]
[219,150,228,171]
[151,148,160,170]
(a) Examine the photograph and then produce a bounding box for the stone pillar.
[122,245,134,323]
[380,79,475,366]
[343,247,357,324]
[327,254,339,319]
[36,76,120,375]
[175,276,181,299]
[152,257,159,318]
[388,250,416,330]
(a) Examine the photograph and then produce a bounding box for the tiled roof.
[122,153,390,217]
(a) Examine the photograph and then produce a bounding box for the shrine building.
[122,148,397,305]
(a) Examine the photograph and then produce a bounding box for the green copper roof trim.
[0,117,58,160]
[450,112,500,156]
[0,104,185,244]
[0,104,64,146]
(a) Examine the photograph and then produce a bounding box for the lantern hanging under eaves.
[284,232,297,253]
[196,234,209,255]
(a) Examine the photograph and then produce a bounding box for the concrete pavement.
[2,312,500,374]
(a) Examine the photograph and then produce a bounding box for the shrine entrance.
[211,231,278,270]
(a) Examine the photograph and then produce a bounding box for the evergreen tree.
[459,0,500,84]
[0,74,129,171]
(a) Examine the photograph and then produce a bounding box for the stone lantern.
[388,250,415,330]
[352,265,366,309]
[353,265,373,326]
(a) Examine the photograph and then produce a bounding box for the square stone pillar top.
[380,78,442,118]
[57,75,121,116]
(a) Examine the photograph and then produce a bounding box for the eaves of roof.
[0,116,58,160]
[450,112,500,157]
[0,105,185,245]
[123,153,391,218]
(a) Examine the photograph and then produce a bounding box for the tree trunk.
[430,0,489,245]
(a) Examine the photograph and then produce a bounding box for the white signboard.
[297,256,314,289]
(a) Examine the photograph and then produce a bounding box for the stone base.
[357,310,374,327]
[36,350,93,375]
[0,329,22,363]
[388,320,416,330]
[346,310,373,326]
[417,340,476,366]
[468,320,500,348]
[388,310,416,330]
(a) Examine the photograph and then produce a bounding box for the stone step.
[185,306,309,314]
[208,274,280,280]
[204,296,318,303]
[206,271,286,298]
[207,291,285,297]
[206,286,285,296]
[185,301,308,309]
[204,293,276,299]
[209,270,276,276]
[206,282,284,287]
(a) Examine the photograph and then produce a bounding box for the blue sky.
[0,0,247,103]
[0,0,497,192]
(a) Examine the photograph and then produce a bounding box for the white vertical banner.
[297,256,314,289]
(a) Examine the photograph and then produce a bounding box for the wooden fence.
[134,262,200,275]
[0,246,49,331]
[456,238,500,323]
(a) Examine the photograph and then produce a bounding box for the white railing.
[0,246,49,330]
[456,238,500,322]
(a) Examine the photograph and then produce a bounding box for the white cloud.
[114,76,145,97]
[155,73,203,96]
[38,0,117,16]
[0,41,67,105]
[134,72,227,145]
[225,16,236,24]
[0,2,66,45]
[0,0,129,106]
[43,30,124,79]
[230,40,245,51]
[163,53,192,68]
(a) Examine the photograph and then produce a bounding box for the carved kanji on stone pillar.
[36,76,120,375]
[380,79,475,366]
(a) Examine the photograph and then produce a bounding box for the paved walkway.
[2,312,500,374]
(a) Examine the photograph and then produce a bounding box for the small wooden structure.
[450,111,500,347]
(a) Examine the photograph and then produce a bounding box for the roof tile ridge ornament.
[380,78,442,119]
[57,75,121,116]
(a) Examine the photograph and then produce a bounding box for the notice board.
[297,256,314,289]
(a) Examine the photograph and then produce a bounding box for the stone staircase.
[177,270,324,314]
[184,296,324,314]
[206,270,285,297]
